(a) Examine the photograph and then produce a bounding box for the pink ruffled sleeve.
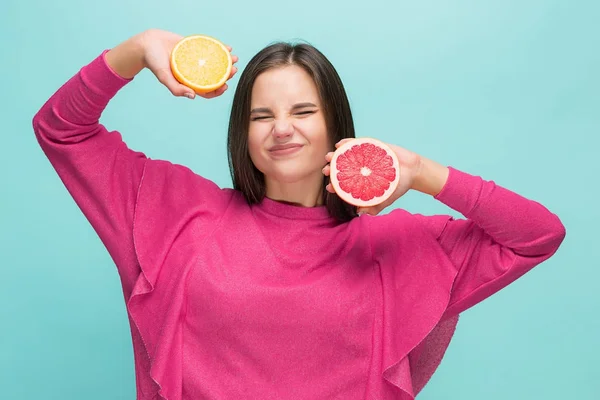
[423,167,566,318]
[33,51,234,399]
[367,166,565,399]
[32,51,147,296]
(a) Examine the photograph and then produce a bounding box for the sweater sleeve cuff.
[433,166,485,217]
[78,49,133,102]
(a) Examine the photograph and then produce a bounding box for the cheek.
[303,119,330,149]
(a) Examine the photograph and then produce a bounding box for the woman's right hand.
[106,29,239,100]
[140,29,239,99]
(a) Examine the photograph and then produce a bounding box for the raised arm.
[33,36,148,293]
[32,30,237,294]
[415,162,566,317]
[344,142,566,318]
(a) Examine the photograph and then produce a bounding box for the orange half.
[170,35,232,94]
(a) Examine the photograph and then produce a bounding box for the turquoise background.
[1,0,598,398]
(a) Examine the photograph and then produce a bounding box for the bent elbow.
[535,213,566,259]
[549,215,566,253]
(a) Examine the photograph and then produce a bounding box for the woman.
[33,29,566,400]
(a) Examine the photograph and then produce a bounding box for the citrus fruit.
[170,35,232,94]
[329,138,400,207]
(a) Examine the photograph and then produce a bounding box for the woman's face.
[248,65,330,188]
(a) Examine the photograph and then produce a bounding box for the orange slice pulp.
[170,35,232,94]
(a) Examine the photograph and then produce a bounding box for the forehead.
[251,65,320,105]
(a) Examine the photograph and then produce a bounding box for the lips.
[269,143,303,152]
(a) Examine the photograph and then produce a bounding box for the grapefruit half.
[329,138,400,207]
[170,35,232,94]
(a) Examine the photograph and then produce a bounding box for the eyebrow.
[250,102,319,114]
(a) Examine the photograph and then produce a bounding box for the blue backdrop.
[1,0,598,398]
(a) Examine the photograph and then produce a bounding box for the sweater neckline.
[255,196,332,220]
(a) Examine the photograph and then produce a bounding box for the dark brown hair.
[227,41,357,222]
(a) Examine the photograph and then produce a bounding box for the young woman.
[33,28,566,400]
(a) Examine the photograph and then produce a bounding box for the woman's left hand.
[323,139,448,215]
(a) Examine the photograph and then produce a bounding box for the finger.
[358,204,385,216]
[200,91,221,99]
[156,68,195,98]
[231,55,239,64]
[226,45,232,52]
[199,84,228,99]
[357,206,371,215]
[228,66,238,80]
[335,138,354,148]
[357,207,376,216]
[325,152,333,162]
[198,89,219,99]
[214,83,229,96]
[326,183,335,193]
[322,165,330,176]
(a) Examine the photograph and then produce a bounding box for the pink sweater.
[33,52,566,400]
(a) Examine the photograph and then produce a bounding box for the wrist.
[411,157,449,196]
[105,34,147,79]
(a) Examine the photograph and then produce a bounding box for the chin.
[258,155,325,185]
[270,169,310,184]
[268,163,324,184]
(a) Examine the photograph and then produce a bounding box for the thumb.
[357,205,383,216]
[155,68,196,98]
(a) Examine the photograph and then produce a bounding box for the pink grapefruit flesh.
[329,138,400,207]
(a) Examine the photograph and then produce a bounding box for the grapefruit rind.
[329,138,400,207]
[170,34,232,94]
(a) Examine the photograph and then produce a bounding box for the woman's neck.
[265,175,324,207]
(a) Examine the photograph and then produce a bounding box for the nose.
[273,118,293,139]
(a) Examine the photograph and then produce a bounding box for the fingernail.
[185,92,195,99]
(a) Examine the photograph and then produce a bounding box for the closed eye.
[251,110,316,121]
[251,115,273,121]
[295,110,317,117]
